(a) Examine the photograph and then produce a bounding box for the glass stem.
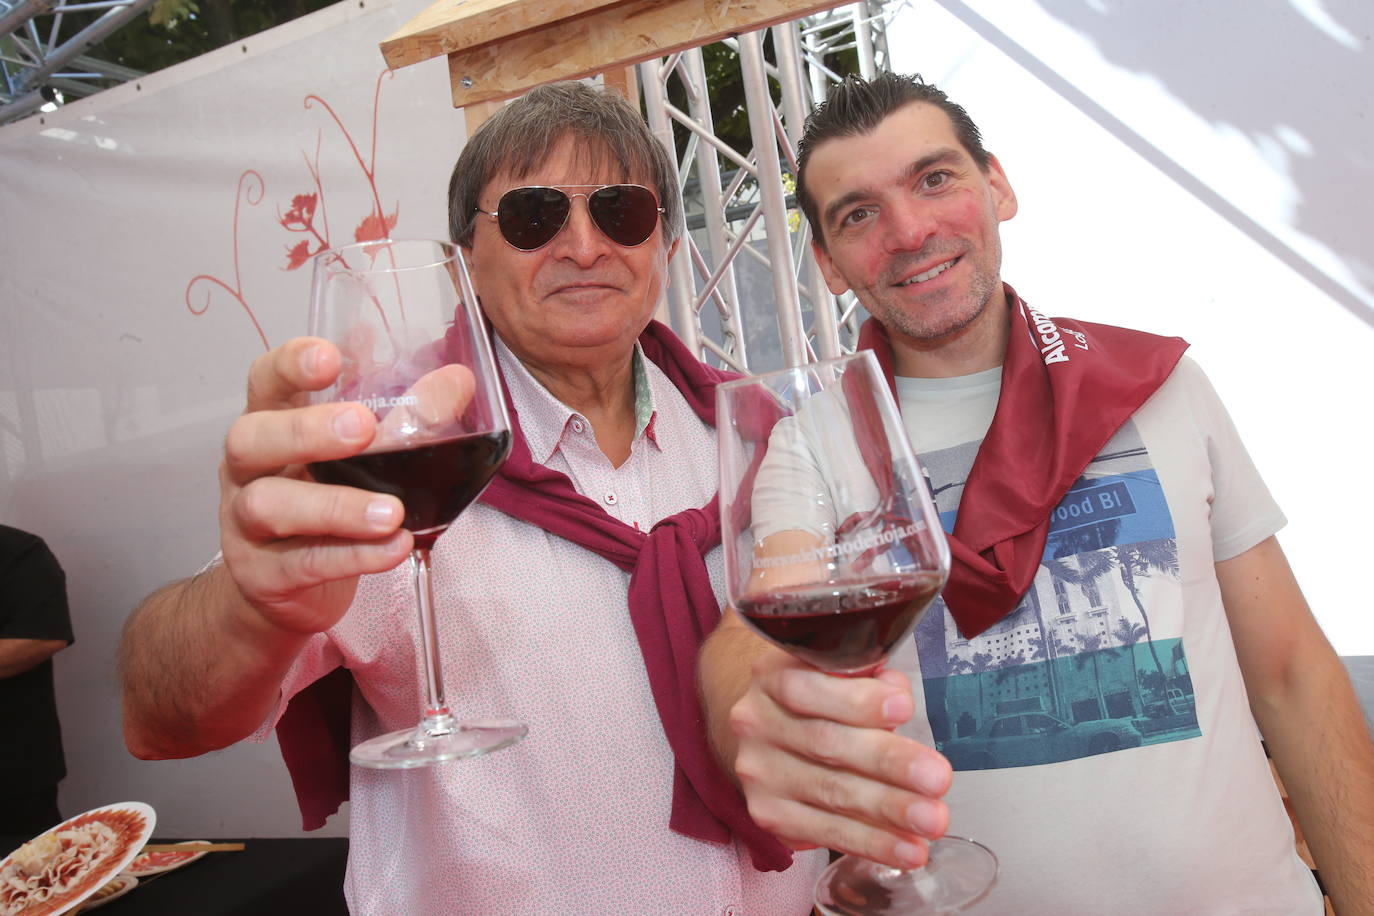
[411,547,451,727]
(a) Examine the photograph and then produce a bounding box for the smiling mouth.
[551,283,615,295]
[896,257,960,287]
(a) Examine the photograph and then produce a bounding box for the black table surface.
[0,836,348,916]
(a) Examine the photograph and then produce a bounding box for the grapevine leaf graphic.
[282,193,318,229]
[354,208,399,243]
[285,239,313,270]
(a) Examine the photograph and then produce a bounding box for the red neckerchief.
[859,284,1188,637]
[275,321,793,872]
[478,321,790,870]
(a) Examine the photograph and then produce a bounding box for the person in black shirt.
[0,525,74,836]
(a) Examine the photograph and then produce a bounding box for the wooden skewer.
[139,842,245,853]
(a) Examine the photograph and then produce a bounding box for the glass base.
[814,837,997,915]
[349,713,527,770]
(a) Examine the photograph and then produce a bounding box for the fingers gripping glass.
[475,184,665,251]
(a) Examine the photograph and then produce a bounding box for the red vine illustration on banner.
[280,134,330,270]
[184,170,271,351]
[184,70,398,350]
[286,70,399,272]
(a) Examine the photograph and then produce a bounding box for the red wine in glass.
[310,430,510,550]
[734,571,943,675]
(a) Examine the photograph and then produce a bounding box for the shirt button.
[571,419,585,433]
[604,493,618,505]
[723,907,740,916]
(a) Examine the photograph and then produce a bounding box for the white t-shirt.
[755,355,1321,914]
[260,340,825,915]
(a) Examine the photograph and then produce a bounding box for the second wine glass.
[716,350,997,915]
[307,238,526,769]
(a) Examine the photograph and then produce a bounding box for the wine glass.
[716,351,997,915]
[306,237,526,769]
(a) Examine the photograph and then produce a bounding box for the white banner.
[0,0,463,837]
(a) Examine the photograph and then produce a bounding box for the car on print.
[941,711,1145,770]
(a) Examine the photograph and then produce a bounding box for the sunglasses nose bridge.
[555,192,613,251]
[564,191,598,230]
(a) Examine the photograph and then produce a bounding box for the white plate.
[121,840,212,878]
[0,801,155,916]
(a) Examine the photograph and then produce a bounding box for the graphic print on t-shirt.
[914,419,1202,771]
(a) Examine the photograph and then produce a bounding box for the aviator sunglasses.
[474,184,665,251]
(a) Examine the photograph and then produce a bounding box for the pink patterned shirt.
[262,339,824,915]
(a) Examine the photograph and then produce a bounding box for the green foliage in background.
[664,34,859,161]
[82,0,335,74]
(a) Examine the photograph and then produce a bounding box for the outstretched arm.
[1220,535,1374,914]
[120,337,416,759]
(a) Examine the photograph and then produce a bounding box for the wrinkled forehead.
[481,131,654,198]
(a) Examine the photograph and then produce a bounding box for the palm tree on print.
[1114,540,1179,685]
[1071,628,1121,721]
[1049,626,1075,657]
[944,654,974,736]
[1043,557,1078,618]
[1072,542,1177,689]
[1113,617,1148,714]
[1022,577,1063,718]
[1138,666,1165,697]
[946,651,998,721]
[1170,641,1191,682]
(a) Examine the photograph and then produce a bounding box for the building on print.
[927,538,1200,770]
[915,425,1203,769]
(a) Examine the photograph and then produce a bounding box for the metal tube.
[0,0,52,39]
[17,0,152,90]
[853,0,877,79]
[639,59,701,353]
[664,100,755,174]
[683,47,748,368]
[0,87,45,121]
[774,22,841,361]
[737,29,806,369]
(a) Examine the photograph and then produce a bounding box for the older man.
[120,82,824,915]
[701,72,1374,914]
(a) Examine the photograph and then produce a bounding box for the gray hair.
[447,81,682,248]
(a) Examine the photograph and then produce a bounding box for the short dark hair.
[447,81,682,248]
[796,72,991,246]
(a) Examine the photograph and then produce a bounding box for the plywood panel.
[381,0,632,70]
[439,0,850,107]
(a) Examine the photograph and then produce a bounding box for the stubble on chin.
[870,272,1001,342]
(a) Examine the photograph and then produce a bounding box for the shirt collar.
[495,336,661,465]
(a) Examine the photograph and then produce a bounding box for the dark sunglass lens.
[589,185,659,247]
[497,187,569,250]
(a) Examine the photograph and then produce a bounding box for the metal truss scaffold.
[0,0,152,124]
[640,0,895,375]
